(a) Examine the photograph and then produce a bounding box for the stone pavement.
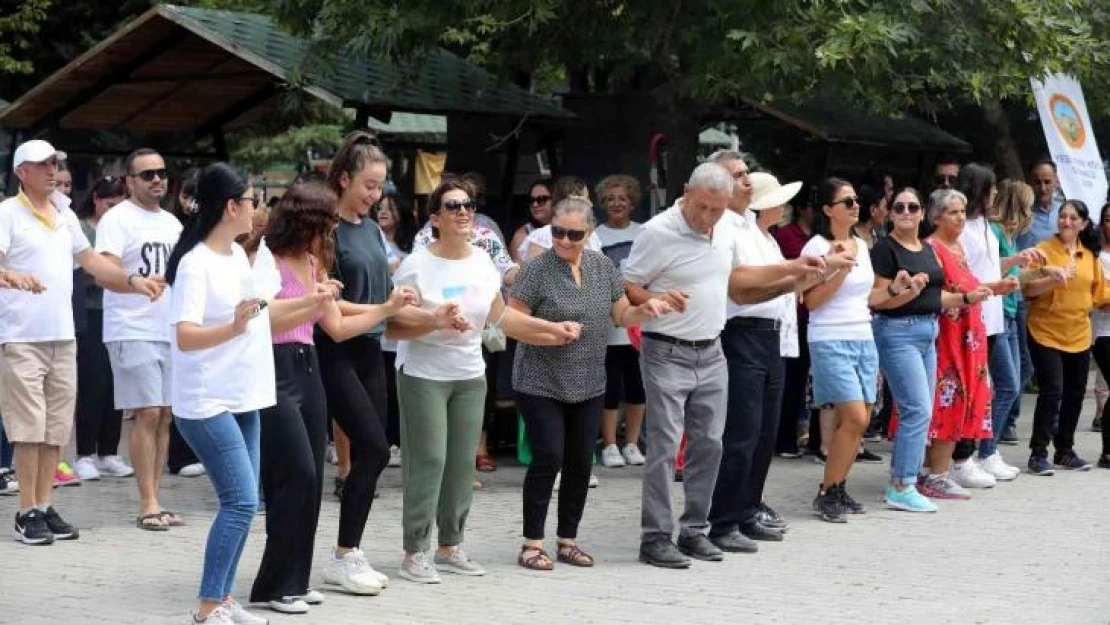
[2,394,1108,625]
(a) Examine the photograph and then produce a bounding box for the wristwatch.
[962,292,972,305]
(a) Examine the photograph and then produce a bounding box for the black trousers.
[251,344,328,602]
[317,333,390,548]
[777,323,809,455]
[75,310,123,457]
[168,420,200,472]
[1090,337,1110,456]
[517,392,603,540]
[710,318,783,535]
[1028,334,1090,458]
[382,350,401,447]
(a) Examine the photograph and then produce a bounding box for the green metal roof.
[367,112,446,144]
[160,4,574,120]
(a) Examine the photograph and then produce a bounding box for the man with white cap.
[0,139,162,545]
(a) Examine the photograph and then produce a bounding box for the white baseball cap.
[13,140,67,169]
[748,172,803,211]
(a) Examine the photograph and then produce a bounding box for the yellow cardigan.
[1025,236,1110,353]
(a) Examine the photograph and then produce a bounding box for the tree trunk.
[981,97,1024,181]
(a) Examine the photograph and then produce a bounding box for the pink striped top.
[271,256,323,346]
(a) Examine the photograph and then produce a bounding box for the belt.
[727,316,781,331]
[642,332,717,348]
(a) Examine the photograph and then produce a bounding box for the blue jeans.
[982,315,1020,458]
[1009,300,1032,430]
[873,315,938,487]
[176,412,260,602]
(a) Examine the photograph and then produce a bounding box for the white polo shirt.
[0,192,90,343]
[96,200,182,343]
[726,209,789,320]
[623,203,735,341]
[960,216,1004,336]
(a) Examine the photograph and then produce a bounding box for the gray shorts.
[106,340,172,410]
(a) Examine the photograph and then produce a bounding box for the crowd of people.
[0,133,1107,625]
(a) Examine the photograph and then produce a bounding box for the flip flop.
[159,510,185,527]
[136,513,169,531]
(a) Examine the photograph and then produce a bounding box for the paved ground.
[2,394,1108,625]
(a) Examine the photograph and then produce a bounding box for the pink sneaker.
[53,462,82,488]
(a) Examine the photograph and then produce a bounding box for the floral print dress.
[928,240,992,442]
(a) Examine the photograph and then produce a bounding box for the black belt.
[642,332,717,348]
[727,316,781,331]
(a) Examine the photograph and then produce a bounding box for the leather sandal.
[556,543,594,567]
[518,545,554,571]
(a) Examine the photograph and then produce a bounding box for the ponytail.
[165,162,247,285]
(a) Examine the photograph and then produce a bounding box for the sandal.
[476,454,497,472]
[518,545,553,571]
[556,543,594,568]
[159,510,185,527]
[136,512,169,531]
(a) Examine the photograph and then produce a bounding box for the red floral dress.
[929,240,992,442]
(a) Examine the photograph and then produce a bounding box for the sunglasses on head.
[891,201,922,215]
[830,196,859,209]
[551,225,587,242]
[530,194,552,205]
[441,199,477,213]
[131,168,167,182]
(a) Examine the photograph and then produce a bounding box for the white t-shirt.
[1093,250,1110,339]
[169,243,276,420]
[524,224,603,256]
[800,235,874,342]
[623,203,735,341]
[0,193,90,343]
[960,216,1004,336]
[392,246,502,381]
[596,222,643,346]
[96,200,182,343]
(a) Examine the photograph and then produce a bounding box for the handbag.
[482,305,508,352]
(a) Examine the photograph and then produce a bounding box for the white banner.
[1031,74,1108,211]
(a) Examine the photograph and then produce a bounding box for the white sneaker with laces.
[599,444,625,468]
[621,444,646,466]
[179,463,207,478]
[95,455,134,478]
[388,445,402,468]
[399,550,442,584]
[950,458,997,489]
[434,547,486,576]
[220,599,268,624]
[268,597,309,614]
[322,548,384,595]
[192,606,234,624]
[73,456,100,481]
[978,452,1019,481]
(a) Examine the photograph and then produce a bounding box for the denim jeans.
[872,315,938,486]
[981,315,1020,458]
[1008,300,1032,430]
[176,411,261,602]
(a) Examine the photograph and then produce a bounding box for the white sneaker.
[388,445,402,468]
[326,443,338,465]
[221,599,268,624]
[552,472,561,491]
[599,444,625,468]
[433,547,486,576]
[321,548,384,595]
[622,444,646,466]
[950,458,997,489]
[179,463,206,478]
[72,456,100,481]
[268,597,309,614]
[978,452,1020,482]
[95,455,134,478]
[399,550,442,584]
[299,589,325,605]
[588,474,599,488]
[192,606,234,624]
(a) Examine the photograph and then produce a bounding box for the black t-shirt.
[870,236,944,317]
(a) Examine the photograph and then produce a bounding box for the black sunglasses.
[891,202,922,215]
[551,225,587,242]
[441,199,477,213]
[530,195,552,205]
[130,168,168,182]
[830,196,859,209]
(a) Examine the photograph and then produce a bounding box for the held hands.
[1042,266,1071,284]
[965,286,993,305]
[384,285,420,313]
[891,270,915,295]
[660,291,688,314]
[0,271,46,293]
[232,299,263,334]
[315,279,344,301]
[993,277,1020,296]
[910,272,930,294]
[551,321,583,345]
[823,245,855,272]
[433,302,471,333]
[791,254,828,277]
[1017,248,1048,268]
[131,275,164,301]
[639,298,674,318]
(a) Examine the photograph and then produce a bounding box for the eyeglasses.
[935,174,957,186]
[530,195,552,205]
[441,199,477,213]
[891,202,922,215]
[238,194,261,209]
[130,168,168,182]
[830,196,859,209]
[551,225,587,242]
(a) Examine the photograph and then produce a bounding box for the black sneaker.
[638,538,691,568]
[1098,454,1110,469]
[675,534,724,562]
[838,483,865,514]
[1053,451,1093,471]
[999,425,1020,445]
[756,502,788,529]
[42,506,79,540]
[1092,416,1103,432]
[13,510,54,545]
[1027,455,1055,476]
[812,484,846,524]
[0,469,17,496]
[334,476,345,499]
[855,448,883,463]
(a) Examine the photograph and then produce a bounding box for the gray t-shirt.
[328,217,392,337]
[511,249,623,402]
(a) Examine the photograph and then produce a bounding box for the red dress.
[929,241,992,442]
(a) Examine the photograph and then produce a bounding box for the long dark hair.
[326,131,389,199]
[166,163,247,285]
[1060,199,1100,254]
[956,163,995,219]
[812,177,853,240]
[376,195,417,254]
[858,184,885,225]
[266,182,339,269]
[77,175,125,219]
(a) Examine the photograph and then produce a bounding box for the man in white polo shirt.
[624,162,822,568]
[0,140,161,545]
[96,147,183,530]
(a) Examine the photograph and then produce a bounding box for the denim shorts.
[808,339,879,406]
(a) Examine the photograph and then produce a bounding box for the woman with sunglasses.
[1022,199,1108,475]
[800,178,877,523]
[388,179,582,584]
[524,176,605,259]
[509,178,554,263]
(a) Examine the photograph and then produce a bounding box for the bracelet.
[886,284,901,297]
